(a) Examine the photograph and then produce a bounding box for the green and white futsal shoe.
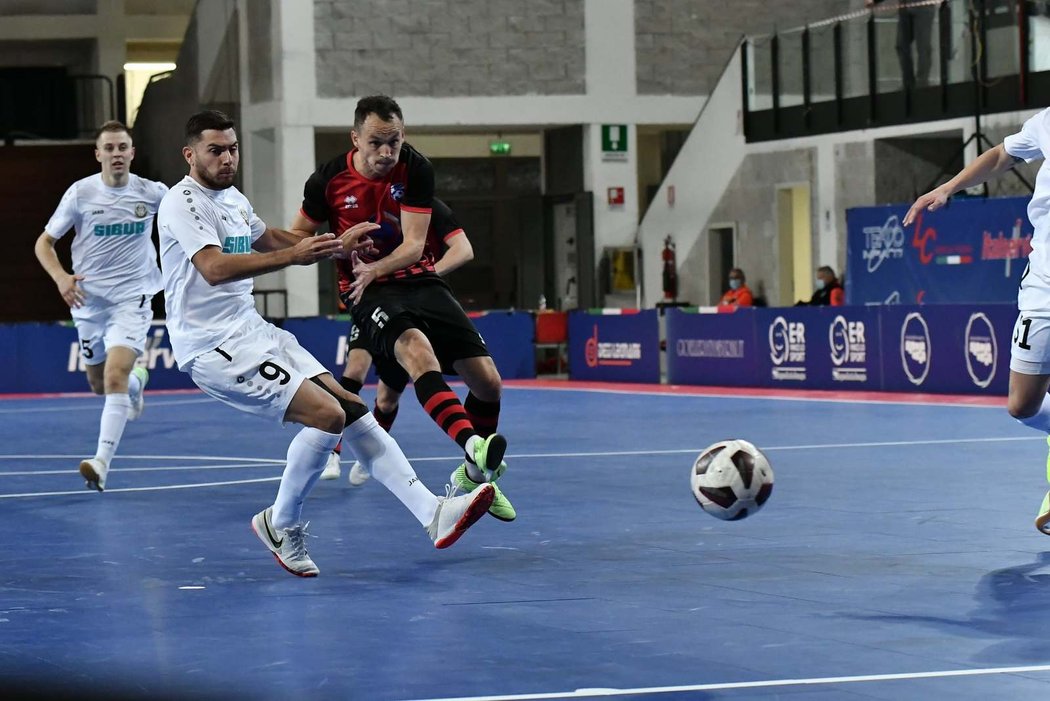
[451,463,516,522]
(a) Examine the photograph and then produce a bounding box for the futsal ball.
[690,439,774,521]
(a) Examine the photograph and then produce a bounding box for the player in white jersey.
[158,110,494,577]
[904,106,1050,534]
[34,120,166,492]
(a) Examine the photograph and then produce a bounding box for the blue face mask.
[815,278,825,290]
[729,279,742,290]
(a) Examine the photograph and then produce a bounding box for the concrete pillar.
[583,0,638,306]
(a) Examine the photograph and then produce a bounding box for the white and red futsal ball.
[690,439,774,521]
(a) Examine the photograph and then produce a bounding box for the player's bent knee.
[310,375,367,427]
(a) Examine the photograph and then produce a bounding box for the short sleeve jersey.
[300,143,435,292]
[426,198,464,259]
[158,175,267,368]
[45,173,167,302]
[1005,108,1050,280]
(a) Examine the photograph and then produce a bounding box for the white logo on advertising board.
[769,316,806,381]
[900,312,931,385]
[862,215,906,273]
[964,312,997,389]
[829,315,868,382]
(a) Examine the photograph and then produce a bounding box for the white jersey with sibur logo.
[158,175,266,368]
[45,173,167,302]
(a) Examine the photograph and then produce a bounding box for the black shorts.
[344,320,410,393]
[342,279,490,377]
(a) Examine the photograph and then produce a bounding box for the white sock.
[271,427,341,529]
[95,393,131,464]
[1018,394,1050,433]
[462,434,487,483]
[127,370,142,397]
[343,413,438,526]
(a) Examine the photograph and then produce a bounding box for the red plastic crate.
[535,311,568,344]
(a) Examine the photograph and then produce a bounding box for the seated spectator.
[798,265,844,306]
[720,268,754,307]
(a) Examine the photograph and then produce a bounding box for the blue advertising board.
[751,306,884,391]
[0,311,538,395]
[0,321,196,394]
[472,311,536,380]
[879,304,1014,395]
[285,312,536,384]
[666,308,759,386]
[568,310,660,383]
[846,196,1031,305]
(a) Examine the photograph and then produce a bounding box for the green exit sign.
[489,140,511,155]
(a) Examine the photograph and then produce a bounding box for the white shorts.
[184,316,329,423]
[1012,264,1050,374]
[71,294,154,366]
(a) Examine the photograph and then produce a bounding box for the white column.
[583,0,638,305]
[816,141,839,271]
[278,126,318,316]
[239,0,321,317]
[95,0,126,123]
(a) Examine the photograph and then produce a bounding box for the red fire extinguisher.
[662,235,678,301]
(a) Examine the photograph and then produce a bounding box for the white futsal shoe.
[79,458,109,492]
[251,507,320,577]
[348,460,371,487]
[127,366,149,421]
[320,452,341,480]
[426,484,495,549]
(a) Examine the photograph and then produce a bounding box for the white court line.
[0,397,214,414]
[0,462,274,476]
[0,475,280,499]
[495,435,1038,460]
[0,436,1039,498]
[403,664,1050,701]
[0,454,281,462]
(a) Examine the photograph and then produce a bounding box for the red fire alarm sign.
[607,187,625,206]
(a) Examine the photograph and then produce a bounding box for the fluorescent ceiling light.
[123,62,177,71]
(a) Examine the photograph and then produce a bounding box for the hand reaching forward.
[335,221,380,260]
[346,251,379,306]
[902,186,952,226]
[289,233,344,265]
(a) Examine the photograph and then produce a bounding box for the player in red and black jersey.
[289,95,513,520]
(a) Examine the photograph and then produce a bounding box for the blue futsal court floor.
[4,381,1050,700]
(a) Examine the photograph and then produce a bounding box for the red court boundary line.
[502,379,1006,407]
[0,381,1005,407]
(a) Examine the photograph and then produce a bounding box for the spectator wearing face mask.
[798,265,844,306]
[720,267,754,307]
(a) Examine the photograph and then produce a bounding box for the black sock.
[413,370,474,449]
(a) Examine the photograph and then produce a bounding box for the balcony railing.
[743,0,1048,141]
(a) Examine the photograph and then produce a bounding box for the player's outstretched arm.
[434,231,474,277]
[903,144,1018,225]
[34,231,85,308]
[192,234,344,286]
[252,226,311,252]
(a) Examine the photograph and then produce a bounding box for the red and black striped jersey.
[299,143,435,291]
